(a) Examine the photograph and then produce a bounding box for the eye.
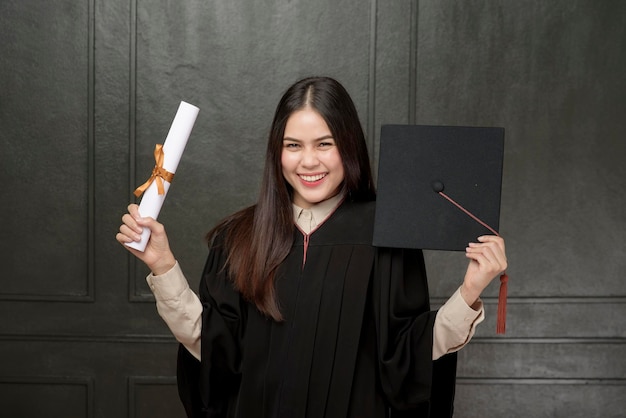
[318,140,336,148]
[283,141,300,149]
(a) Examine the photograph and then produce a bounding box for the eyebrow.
[283,134,334,142]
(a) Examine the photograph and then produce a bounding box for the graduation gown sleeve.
[374,246,457,417]
[177,235,244,417]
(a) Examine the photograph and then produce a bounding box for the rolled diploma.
[126,101,200,252]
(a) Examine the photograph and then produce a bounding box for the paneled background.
[1,1,624,417]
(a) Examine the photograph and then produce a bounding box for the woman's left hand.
[460,235,507,307]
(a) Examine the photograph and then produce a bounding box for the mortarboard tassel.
[496,272,508,334]
[434,184,508,334]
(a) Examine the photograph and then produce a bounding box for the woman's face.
[281,108,345,208]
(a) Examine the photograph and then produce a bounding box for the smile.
[299,173,327,182]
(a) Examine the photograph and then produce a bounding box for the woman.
[117,76,507,417]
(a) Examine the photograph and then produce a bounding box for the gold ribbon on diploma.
[134,144,175,197]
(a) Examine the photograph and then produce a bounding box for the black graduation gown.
[177,200,457,417]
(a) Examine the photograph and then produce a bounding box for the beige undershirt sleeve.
[146,262,202,361]
[432,287,485,360]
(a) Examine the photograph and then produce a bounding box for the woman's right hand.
[116,204,177,275]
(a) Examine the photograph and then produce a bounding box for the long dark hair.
[207,76,376,320]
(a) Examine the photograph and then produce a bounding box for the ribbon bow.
[134,144,175,197]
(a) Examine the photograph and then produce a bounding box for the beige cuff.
[146,261,189,301]
[432,286,485,360]
[146,261,202,360]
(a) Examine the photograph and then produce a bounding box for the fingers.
[120,211,169,248]
[478,235,506,257]
[466,243,501,268]
[117,213,142,242]
[461,235,508,305]
[116,208,161,245]
[127,203,140,218]
[117,223,140,242]
[465,235,508,273]
[115,205,176,275]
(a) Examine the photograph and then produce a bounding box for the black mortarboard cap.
[373,124,505,251]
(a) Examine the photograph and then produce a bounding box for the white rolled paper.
[126,101,200,252]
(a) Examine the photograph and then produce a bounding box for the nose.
[300,147,320,168]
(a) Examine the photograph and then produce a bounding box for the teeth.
[300,173,326,182]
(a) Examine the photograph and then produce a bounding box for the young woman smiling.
[117,76,507,417]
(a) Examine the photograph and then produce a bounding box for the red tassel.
[496,272,508,334]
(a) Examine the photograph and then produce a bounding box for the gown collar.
[292,193,345,235]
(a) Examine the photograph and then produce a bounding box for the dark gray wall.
[1,1,624,417]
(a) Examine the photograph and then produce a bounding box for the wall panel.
[456,380,625,418]
[0,377,93,418]
[0,0,94,301]
[128,376,181,418]
[458,341,626,379]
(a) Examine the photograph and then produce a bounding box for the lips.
[299,173,327,183]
